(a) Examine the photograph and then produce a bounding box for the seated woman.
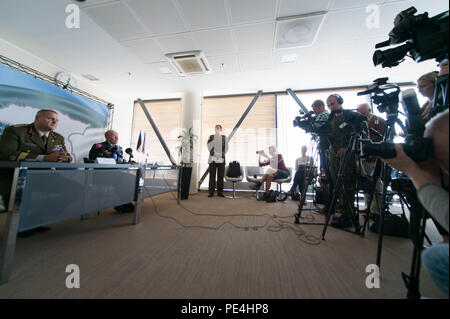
[249,145,289,199]
[288,145,313,196]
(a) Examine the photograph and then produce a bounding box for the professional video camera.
[293,111,329,135]
[357,77,400,113]
[358,78,432,162]
[373,6,449,67]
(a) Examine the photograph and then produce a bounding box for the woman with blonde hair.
[417,71,440,123]
[250,145,289,199]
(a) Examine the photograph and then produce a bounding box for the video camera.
[358,83,432,161]
[373,6,449,67]
[293,110,330,135]
[357,77,400,114]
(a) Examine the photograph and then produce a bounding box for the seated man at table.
[88,129,124,163]
[0,109,72,235]
[89,130,134,213]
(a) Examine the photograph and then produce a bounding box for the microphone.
[125,148,134,158]
[125,148,134,163]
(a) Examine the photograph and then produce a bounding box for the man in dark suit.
[207,124,228,197]
[88,130,124,163]
[89,130,133,213]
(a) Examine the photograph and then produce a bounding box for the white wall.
[0,38,134,149]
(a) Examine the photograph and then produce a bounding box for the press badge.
[339,122,348,129]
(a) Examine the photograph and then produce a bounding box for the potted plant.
[176,128,198,199]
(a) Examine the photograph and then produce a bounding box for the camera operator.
[357,103,385,216]
[326,94,367,228]
[311,99,330,122]
[249,146,289,200]
[382,110,448,296]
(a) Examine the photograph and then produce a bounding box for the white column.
[180,91,203,194]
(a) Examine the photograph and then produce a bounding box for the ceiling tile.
[83,2,149,41]
[207,55,240,73]
[192,29,235,56]
[233,22,275,53]
[156,34,197,54]
[331,0,384,10]
[314,8,366,44]
[78,0,119,8]
[229,0,277,24]
[121,38,166,64]
[177,0,229,30]
[238,52,274,71]
[124,0,187,36]
[278,0,331,18]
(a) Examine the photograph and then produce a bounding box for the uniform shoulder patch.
[95,143,103,149]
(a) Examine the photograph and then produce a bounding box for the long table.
[0,162,180,284]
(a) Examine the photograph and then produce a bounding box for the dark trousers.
[291,169,305,193]
[209,162,225,195]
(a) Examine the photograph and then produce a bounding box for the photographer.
[357,103,385,216]
[326,94,367,228]
[249,146,289,200]
[311,99,329,122]
[382,110,448,296]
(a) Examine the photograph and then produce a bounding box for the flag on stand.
[142,132,146,153]
[136,131,142,152]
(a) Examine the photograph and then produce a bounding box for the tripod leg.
[403,209,427,299]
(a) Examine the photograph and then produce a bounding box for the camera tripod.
[294,136,324,224]
[322,130,368,240]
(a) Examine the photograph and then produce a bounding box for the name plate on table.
[95,158,117,164]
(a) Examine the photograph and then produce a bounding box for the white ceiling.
[0,0,448,100]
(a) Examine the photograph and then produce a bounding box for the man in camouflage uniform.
[326,94,367,229]
[0,109,71,211]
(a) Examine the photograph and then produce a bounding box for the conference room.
[0,0,448,302]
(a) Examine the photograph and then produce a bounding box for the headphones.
[330,94,344,105]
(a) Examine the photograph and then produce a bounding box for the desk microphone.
[125,148,134,163]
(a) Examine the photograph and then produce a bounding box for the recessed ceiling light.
[281,54,298,63]
[275,11,326,50]
[158,67,172,75]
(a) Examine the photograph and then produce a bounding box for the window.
[131,99,181,164]
[276,88,369,171]
[200,94,276,188]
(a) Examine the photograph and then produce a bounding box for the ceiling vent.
[165,50,211,76]
[275,11,326,50]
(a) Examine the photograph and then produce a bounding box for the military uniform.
[88,141,124,163]
[327,111,367,219]
[0,123,72,211]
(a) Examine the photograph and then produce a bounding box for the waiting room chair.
[225,165,244,199]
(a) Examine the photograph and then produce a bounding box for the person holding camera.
[207,124,228,197]
[357,103,385,216]
[382,110,449,296]
[311,99,329,122]
[326,94,367,228]
[250,146,289,199]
